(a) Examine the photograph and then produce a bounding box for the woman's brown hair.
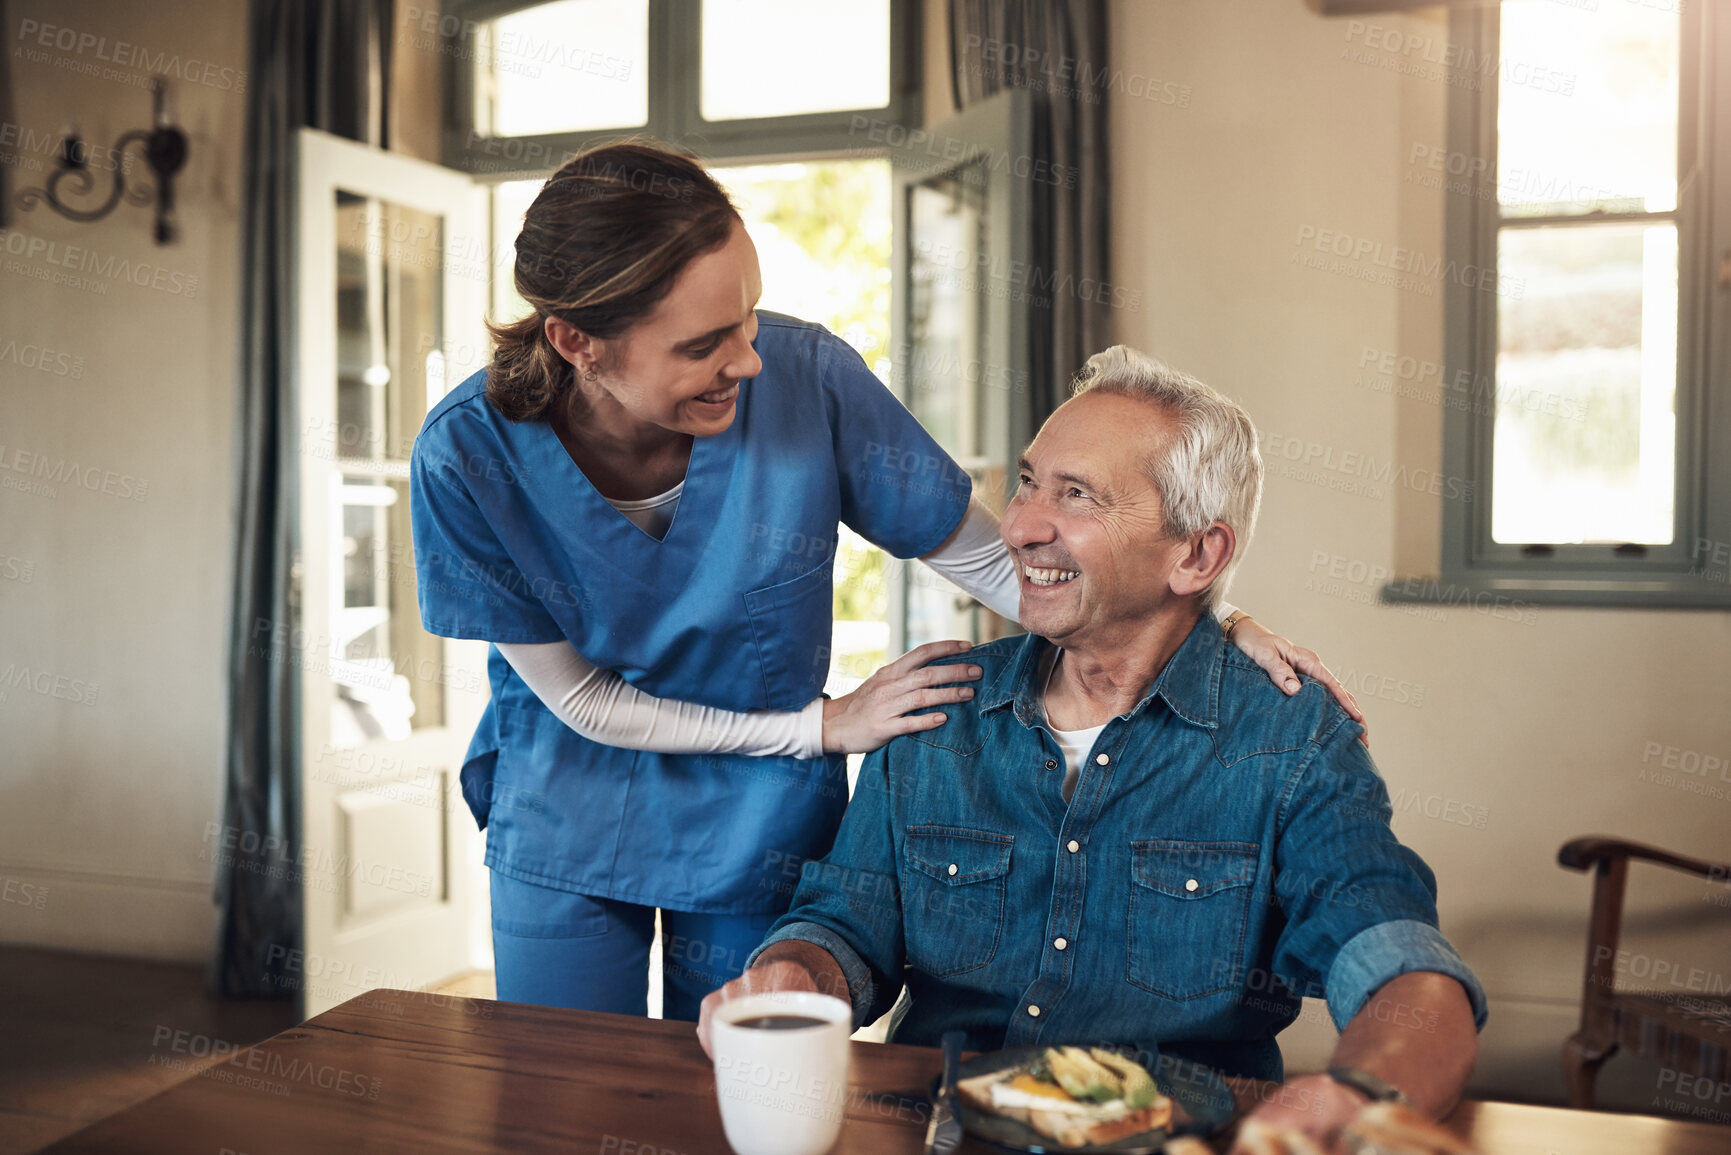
[485,141,741,422]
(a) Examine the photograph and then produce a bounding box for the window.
[1433,0,1731,606]
[477,0,651,137]
[444,0,921,687]
[699,0,891,121]
[444,0,918,171]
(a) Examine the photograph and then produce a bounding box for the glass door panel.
[890,89,1032,652]
[903,169,990,649]
[334,196,447,457]
[325,191,452,742]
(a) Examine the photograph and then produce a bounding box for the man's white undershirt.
[495,498,1239,760]
[1040,646,1106,804]
[1049,721,1107,804]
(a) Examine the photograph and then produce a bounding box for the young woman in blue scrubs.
[410,143,1361,1021]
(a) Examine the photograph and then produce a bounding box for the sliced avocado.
[1089,1048,1160,1110]
[1041,1047,1094,1100]
[1058,1046,1125,1103]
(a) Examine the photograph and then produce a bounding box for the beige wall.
[0,0,247,959]
[1110,0,1731,1108]
[0,0,446,963]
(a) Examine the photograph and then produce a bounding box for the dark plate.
[941,1045,1236,1154]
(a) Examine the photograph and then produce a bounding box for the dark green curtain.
[949,0,1111,423]
[213,0,393,998]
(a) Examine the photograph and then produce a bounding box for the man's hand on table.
[1229,1073,1367,1154]
[695,940,849,1059]
[1220,970,1479,1153]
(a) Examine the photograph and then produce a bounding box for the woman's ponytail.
[483,311,571,423]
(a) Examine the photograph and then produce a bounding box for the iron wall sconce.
[15,76,189,245]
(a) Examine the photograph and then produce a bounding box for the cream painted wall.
[1110,0,1731,1110]
[0,0,247,958]
[0,0,456,965]
[0,0,462,969]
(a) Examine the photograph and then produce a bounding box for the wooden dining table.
[38,988,1731,1154]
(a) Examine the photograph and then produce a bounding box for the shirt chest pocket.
[902,826,1014,977]
[1126,840,1259,1001]
[742,561,834,708]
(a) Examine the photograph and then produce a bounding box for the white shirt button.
[1185,878,1199,892]
[948,863,958,876]
[1096,753,1110,765]
[1066,840,1080,853]
[1054,937,1068,950]
[1028,1004,1041,1017]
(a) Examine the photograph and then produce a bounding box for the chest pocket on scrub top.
[1127,840,1259,1000]
[742,562,834,707]
[902,826,1014,977]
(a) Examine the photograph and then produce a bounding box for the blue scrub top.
[409,312,972,913]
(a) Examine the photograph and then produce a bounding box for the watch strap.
[1326,1066,1410,1106]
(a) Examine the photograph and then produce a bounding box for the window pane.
[1491,223,1676,545]
[902,166,991,651]
[332,475,445,744]
[480,0,648,137]
[1498,0,1679,216]
[491,179,543,322]
[904,173,988,459]
[712,160,893,370]
[701,0,890,120]
[333,195,442,460]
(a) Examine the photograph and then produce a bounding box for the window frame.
[1414,3,1731,609]
[440,0,923,178]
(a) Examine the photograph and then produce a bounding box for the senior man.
[698,347,1485,1146]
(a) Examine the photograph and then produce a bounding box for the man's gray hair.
[1070,345,1264,608]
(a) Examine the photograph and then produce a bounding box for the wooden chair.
[1558,836,1731,1109]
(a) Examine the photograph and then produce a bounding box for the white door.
[295,127,490,1016]
[889,89,1035,652]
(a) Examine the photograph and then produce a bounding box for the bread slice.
[956,1068,1173,1148]
[1079,1102,1174,1144]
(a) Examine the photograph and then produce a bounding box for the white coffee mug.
[710,990,853,1155]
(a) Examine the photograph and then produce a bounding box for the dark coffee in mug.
[731,1014,829,1031]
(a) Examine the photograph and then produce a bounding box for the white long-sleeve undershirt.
[496,636,829,757]
[496,500,1237,759]
[912,495,1020,620]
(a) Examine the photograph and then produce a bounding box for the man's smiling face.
[999,391,1194,648]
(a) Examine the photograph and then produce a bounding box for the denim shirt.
[749,615,1488,1081]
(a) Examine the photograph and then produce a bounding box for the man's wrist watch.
[1326,1066,1410,1107]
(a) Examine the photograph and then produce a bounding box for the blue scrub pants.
[489,870,780,1021]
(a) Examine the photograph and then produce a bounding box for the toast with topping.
[955,1046,1173,1148]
